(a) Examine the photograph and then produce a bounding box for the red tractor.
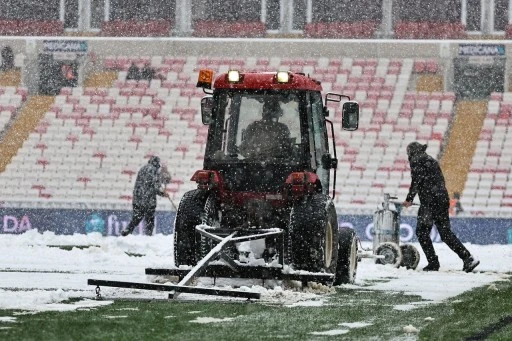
[174,69,360,285]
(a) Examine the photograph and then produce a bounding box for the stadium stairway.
[0,96,54,173]
[416,74,444,93]
[440,100,487,197]
[84,71,118,88]
[0,69,22,87]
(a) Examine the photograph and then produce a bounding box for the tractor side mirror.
[201,96,214,125]
[341,101,359,131]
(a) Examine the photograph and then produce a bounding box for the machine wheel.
[400,244,420,270]
[197,194,221,259]
[288,195,339,273]
[375,242,402,267]
[173,189,207,266]
[334,227,358,285]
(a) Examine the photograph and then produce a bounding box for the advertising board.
[1,208,510,244]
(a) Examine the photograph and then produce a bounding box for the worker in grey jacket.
[121,156,169,236]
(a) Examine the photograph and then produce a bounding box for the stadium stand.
[0,86,28,134]
[100,20,172,37]
[0,20,63,36]
[460,92,512,214]
[0,0,509,38]
[192,21,266,38]
[0,56,461,215]
[304,21,379,39]
[394,22,467,39]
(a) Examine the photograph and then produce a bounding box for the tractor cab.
[195,70,359,200]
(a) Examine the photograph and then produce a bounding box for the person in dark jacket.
[402,142,479,272]
[126,62,141,81]
[140,62,155,82]
[1,46,14,71]
[239,99,291,159]
[121,156,169,236]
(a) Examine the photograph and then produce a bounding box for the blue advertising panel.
[0,208,174,236]
[339,214,512,245]
[0,208,511,244]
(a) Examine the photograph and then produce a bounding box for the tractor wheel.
[197,194,221,259]
[288,195,339,273]
[375,242,402,267]
[334,227,358,285]
[173,189,207,267]
[400,244,420,270]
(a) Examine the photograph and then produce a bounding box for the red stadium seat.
[192,20,266,38]
[305,21,377,39]
[101,20,172,37]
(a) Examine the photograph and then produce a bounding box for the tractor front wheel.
[197,194,221,259]
[173,190,207,267]
[334,227,358,285]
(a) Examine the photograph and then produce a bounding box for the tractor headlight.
[227,70,240,83]
[276,71,290,83]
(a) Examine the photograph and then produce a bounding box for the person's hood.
[407,142,427,160]
[148,156,160,168]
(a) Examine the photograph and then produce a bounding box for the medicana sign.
[42,40,88,53]
[0,208,511,244]
[458,44,505,56]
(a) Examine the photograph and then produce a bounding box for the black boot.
[423,256,440,271]
[121,226,134,236]
[462,256,480,273]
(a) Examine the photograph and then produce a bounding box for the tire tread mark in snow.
[464,315,512,341]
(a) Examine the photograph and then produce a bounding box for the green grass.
[419,279,512,340]
[0,277,510,340]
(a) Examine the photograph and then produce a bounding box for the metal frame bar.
[145,265,334,284]
[172,231,237,297]
[196,226,283,243]
[88,279,260,299]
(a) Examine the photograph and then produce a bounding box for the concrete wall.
[0,36,509,91]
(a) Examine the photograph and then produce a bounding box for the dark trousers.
[416,200,471,264]
[126,205,156,236]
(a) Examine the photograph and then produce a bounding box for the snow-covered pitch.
[0,230,510,312]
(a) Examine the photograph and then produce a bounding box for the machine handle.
[390,201,420,207]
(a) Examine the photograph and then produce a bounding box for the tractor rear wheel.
[173,190,207,266]
[334,227,358,285]
[197,194,221,259]
[288,195,339,273]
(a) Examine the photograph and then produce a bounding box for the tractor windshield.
[208,90,302,164]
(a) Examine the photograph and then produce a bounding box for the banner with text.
[0,208,511,244]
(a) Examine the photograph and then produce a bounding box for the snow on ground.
[0,229,510,313]
[190,317,237,324]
